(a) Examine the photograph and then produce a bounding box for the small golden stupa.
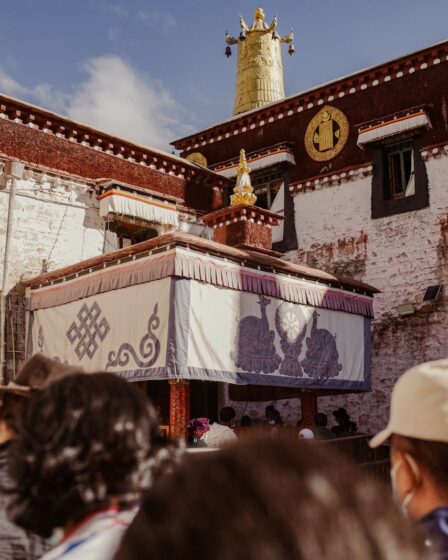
[230,149,257,206]
[225,8,295,115]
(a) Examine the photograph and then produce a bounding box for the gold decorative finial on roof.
[230,149,257,206]
[225,8,295,115]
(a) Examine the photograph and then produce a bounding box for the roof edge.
[21,231,378,295]
[172,38,448,148]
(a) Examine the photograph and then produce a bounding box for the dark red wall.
[0,118,223,213]
[181,62,448,184]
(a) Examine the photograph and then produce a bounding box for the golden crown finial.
[230,149,257,207]
[255,7,265,21]
[225,9,295,115]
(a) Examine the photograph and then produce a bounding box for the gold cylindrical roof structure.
[226,8,293,116]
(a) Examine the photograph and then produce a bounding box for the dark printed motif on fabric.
[302,310,342,379]
[231,296,282,374]
[66,302,110,360]
[38,325,45,352]
[275,303,307,377]
[106,303,161,369]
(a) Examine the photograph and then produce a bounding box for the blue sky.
[0,1,447,150]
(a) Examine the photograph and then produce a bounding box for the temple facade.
[173,34,448,432]
[0,93,228,380]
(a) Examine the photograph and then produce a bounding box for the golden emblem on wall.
[186,152,208,168]
[304,106,349,161]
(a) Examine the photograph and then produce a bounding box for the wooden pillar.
[300,391,318,427]
[169,380,190,439]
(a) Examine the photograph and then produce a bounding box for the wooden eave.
[21,231,379,296]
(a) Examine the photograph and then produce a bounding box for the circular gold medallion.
[185,152,208,168]
[304,105,349,161]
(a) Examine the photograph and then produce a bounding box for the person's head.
[115,438,428,560]
[314,413,328,427]
[371,359,448,519]
[390,435,448,520]
[219,406,236,427]
[265,404,275,420]
[333,408,350,426]
[0,354,83,443]
[241,415,252,427]
[8,372,167,538]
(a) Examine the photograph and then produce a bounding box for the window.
[384,140,414,199]
[106,217,160,249]
[118,227,158,248]
[251,168,284,210]
[371,135,428,219]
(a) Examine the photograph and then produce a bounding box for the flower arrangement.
[187,417,210,443]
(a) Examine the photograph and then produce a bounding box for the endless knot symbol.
[66,302,110,360]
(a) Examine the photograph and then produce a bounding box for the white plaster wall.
[0,170,113,289]
[229,153,448,433]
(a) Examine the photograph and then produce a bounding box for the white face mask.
[390,457,416,515]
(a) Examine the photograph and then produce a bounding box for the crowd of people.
[0,353,447,559]
[186,403,359,447]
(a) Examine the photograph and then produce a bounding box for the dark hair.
[219,406,235,424]
[266,405,283,426]
[115,438,428,560]
[241,415,252,427]
[7,372,168,538]
[314,413,328,427]
[393,435,448,486]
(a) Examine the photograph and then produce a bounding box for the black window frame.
[251,167,284,211]
[371,134,428,219]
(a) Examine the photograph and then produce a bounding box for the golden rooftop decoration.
[225,7,295,115]
[185,152,208,168]
[230,149,257,206]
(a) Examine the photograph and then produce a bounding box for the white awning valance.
[99,190,178,227]
[357,111,431,147]
[215,149,296,178]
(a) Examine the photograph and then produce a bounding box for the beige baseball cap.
[370,359,448,448]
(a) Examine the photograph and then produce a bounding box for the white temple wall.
[0,169,110,289]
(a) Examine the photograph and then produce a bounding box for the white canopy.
[99,189,179,227]
[26,245,373,392]
[215,149,295,178]
[357,111,431,147]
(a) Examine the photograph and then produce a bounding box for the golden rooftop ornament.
[225,7,295,115]
[230,149,257,206]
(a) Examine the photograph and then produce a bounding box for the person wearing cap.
[370,359,448,559]
[331,407,358,437]
[0,354,82,560]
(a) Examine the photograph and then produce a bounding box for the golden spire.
[225,8,295,115]
[230,149,257,206]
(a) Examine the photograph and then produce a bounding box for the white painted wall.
[0,169,111,289]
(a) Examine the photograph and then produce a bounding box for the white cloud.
[66,56,191,148]
[103,3,128,18]
[137,9,177,34]
[0,56,192,150]
[0,70,27,98]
